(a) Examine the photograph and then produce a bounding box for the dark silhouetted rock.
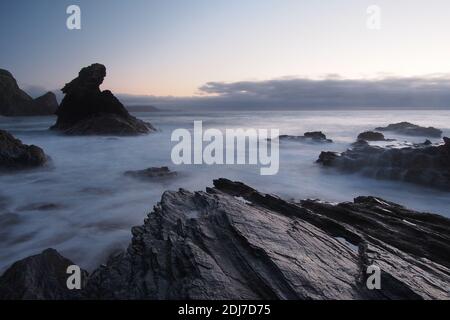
[375,122,442,138]
[317,151,340,165]
[125,166,177,180]
[0,249,88,300]
[357,131,389,141]
[0,130,48,169]
[33,92,58,115]
[3,180,449,300]
[317,137,450,191]
[50,64,154,135]
[279,131,333,143]
[0,69,59,116]
[0,69,33,116]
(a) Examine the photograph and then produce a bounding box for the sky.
[1,0,450,108]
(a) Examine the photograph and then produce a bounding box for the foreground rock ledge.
[1,179,449,300]
[50,63,155,136]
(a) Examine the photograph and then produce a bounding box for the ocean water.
[0,110,449,272]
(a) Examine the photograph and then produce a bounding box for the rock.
[83,179,450,300]
[50,64,155,135]
[317,151,340,166]
[279,131,333,143]
[375,122,442,138]
[1,179,450,300]
[0,129,48,169]
[317,137,450,191]
[357,131,389,141]
[0,69,59,116]
[0,69,33,116]
[125,166,177,180]
[32,92,58,115]
[0,248,88,300]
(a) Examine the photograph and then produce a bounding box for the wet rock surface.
[279,131,333,143]
[2,179,448,300]
[375,122,442,138]
[50,64,154,135]
[317,137,450,191]
[125,166,177,180]
[0,129,48,169]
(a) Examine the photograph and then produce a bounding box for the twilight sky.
[1,0,450,108]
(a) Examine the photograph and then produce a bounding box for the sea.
[1,109,449,272]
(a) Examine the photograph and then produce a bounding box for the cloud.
[118,75,450,110]
[25,75,450,110]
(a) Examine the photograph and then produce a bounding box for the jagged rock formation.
[125,166,177,180]
[50,64,154,135]
[317,137,450,191]
[0,249,87,300]
[357,131,391,142]
[0,129,48,169]
[1,179,448,300]
[279,131,333,143]
[0,69,58,116]
[375,122,442,138]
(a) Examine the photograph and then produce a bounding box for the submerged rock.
[317,151,340,166]
[124,166,177,180]
[375,122,442,138]
[357,131,391,141]
[0,130,48,169]
[0,69,58,116]
[279,131,333,143]
[50,64,154,135]
[0,249,88,300]
[2,179,448,300]
[317,137,450,191]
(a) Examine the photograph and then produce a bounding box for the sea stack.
[50,63,154,135]
[0,69,58,116]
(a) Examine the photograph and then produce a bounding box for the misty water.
[1,110,449,273]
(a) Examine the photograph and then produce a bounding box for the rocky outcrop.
[50,64,154,135]
[125,166,177,180]
[0,69,58,116]
[357,131,391,142]
[375,122,442,138]
[0,249,87,300]
[317,137,450,191]
[2,179,448,300]
[279,131,333,143]
[32,92,58,115]
[0,130,48,169]
[0,69,33,116]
